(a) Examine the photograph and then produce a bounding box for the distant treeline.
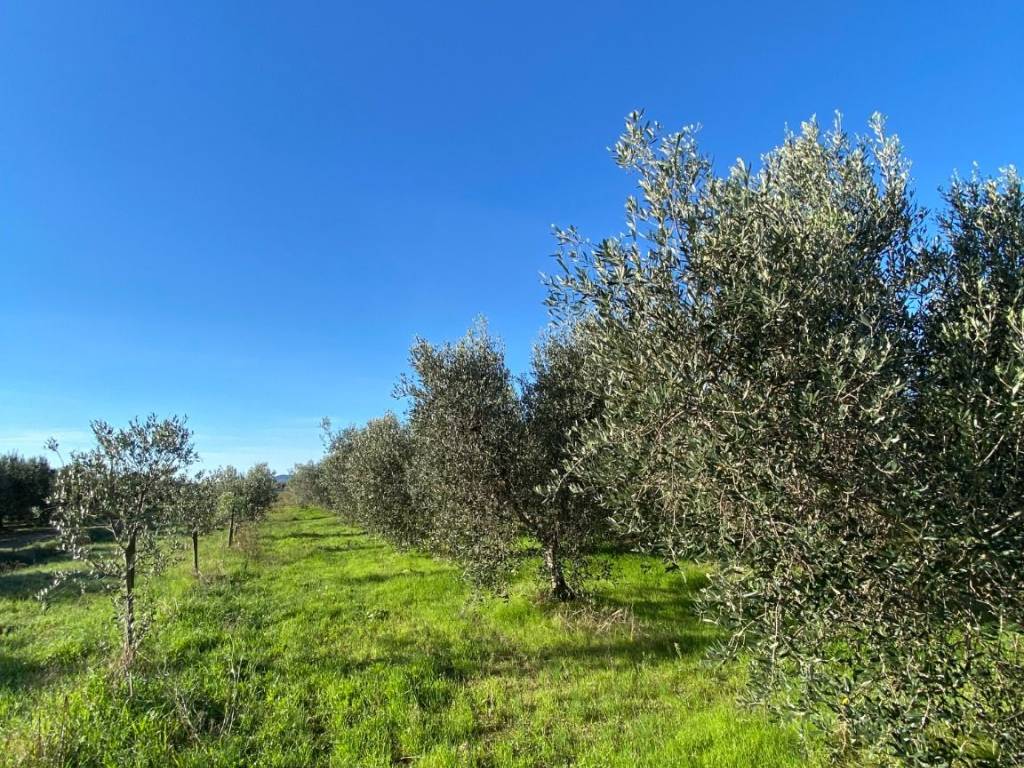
[289,114,1024,766]
[0,453,53,530]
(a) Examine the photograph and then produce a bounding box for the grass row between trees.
[1,506,817,767]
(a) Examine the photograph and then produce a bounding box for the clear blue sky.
[2,1,1021,472]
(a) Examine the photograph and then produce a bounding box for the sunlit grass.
[0,506,819,766]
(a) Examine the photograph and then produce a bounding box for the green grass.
[0,506,819,767]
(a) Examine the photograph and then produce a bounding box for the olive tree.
[343,414,421,547]
[174,472,220,574]
[549,113,929,760]
[215,466,244,547]
[46,415,197,668]
[238,463,278,525]
[399,320,524,587]
[900,168,1024,764]
[284,460,327,507]
[318,421,359,518]
[917,168,1024,625]
[218,464,276,546]
[520,327,605,599]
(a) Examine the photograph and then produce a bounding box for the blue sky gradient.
[2,1,1022,471]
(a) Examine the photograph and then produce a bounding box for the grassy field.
[0,506,819,767]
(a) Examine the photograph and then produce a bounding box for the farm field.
[0,506,817,767]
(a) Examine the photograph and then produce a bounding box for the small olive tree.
[46,415,197,668]
[215,466,245,547]
[238,463,278,525]
[399,320,524,587]
[215,464,276,547]
[174,472,220,574]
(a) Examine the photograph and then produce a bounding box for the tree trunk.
[228,511,235,547]
[543,538,573,601]
[192,530,200,574]
[123,531,137,667]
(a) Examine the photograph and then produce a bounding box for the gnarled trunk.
[543,538,574,601]
[192,530,200,573]
[228,510,236,547]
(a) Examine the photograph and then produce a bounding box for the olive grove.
[298,114,1022,765]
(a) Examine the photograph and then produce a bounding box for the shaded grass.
[0,507,820,767]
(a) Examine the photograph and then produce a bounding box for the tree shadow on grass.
[0,568,109,603]
[0,528,56,548]
[0,622,108,695]
[268,512,336,523]
[0,543,68,571]
[540,630,714,667]
[263,530,352,542]
[330,569,442,588]
[335,614,716,701]
[317,543,388,556]
[591,587,704,628]
[0,651,55,693]
[0,528,114,574]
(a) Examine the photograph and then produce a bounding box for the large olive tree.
[900,169,1024,764]
[549,113,935,761]
[916,169,1024,625]
[46,415,197,668]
